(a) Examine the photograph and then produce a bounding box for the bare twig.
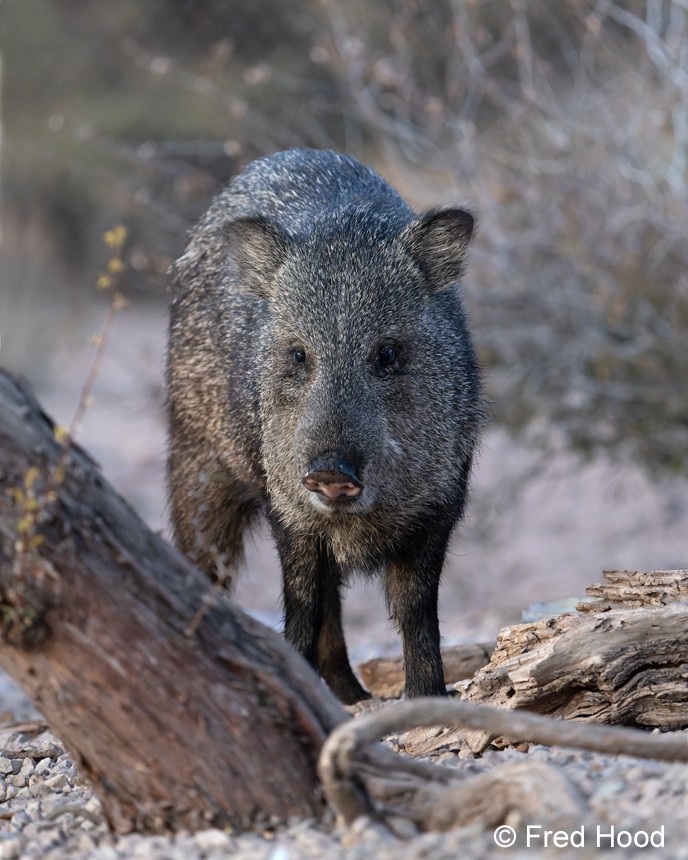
[319,698,688,825]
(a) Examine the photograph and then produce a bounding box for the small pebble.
[193,828,231,851]
[44,772,69,790]
[0,836,25,860]
[5,774,27,789]
[18,759,34,778]
[0,760,19,777]
[84,796,102,816]
[592,780,625,800]
[387,814,419,839]
[24,800,41,818]
[28,776,52,798]
[73,832,98,853]
[267,845,291,860]
[40,795,75,819]
[9,810,31,829]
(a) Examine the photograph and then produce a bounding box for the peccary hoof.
[303,454,362,501]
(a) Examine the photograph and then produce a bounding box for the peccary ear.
[403,208,474,289]
[224,215,292,299]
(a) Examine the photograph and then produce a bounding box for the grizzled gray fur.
[167,149,483,702]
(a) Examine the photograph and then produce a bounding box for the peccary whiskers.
[167,148,483,703]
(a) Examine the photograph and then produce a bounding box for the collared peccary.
[167,149,483,703]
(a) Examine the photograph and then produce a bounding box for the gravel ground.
[0,719,686,860]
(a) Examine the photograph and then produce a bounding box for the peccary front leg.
[317,569,370,704]
[384,527,452,698]
[273,529,323,667]
[270,518,368,703]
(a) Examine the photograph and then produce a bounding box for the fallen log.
[577,568,688,613]
[437,589,688,753]
[0,371,345,834]
[459,603,688,722]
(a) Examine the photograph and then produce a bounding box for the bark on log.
[0,371,346,834]
[357,642,494,699]
[577,568,688,613]
[460,604,688,724]
[447,599,688,753]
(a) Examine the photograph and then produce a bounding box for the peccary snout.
[303,453,363,501]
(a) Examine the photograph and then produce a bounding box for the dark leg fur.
[384,531,449,698]
[269,513,369,704]
[384,462,472,699]
[317,559,370,704]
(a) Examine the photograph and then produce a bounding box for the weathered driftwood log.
[0,371,346,834]
[459,603,688,724]
[445,599,688,753]
[318,699,688,831]
[577,568,688,613]
[357,642,494,699]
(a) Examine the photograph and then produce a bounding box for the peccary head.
[225,203,479,543]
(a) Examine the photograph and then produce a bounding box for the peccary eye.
[378,345,397,365]
[375,343,401,376]
[290,347,306,366]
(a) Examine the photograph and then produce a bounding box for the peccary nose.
[303,454,363,501]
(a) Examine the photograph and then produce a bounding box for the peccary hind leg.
[168,442,259,581]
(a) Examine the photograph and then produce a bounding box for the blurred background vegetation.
[2,0,687,474]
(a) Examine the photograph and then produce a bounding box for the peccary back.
[167,149,483,702]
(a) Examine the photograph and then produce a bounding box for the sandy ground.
[1,298,686,710]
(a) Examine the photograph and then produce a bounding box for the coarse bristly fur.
[167,148,485,703]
